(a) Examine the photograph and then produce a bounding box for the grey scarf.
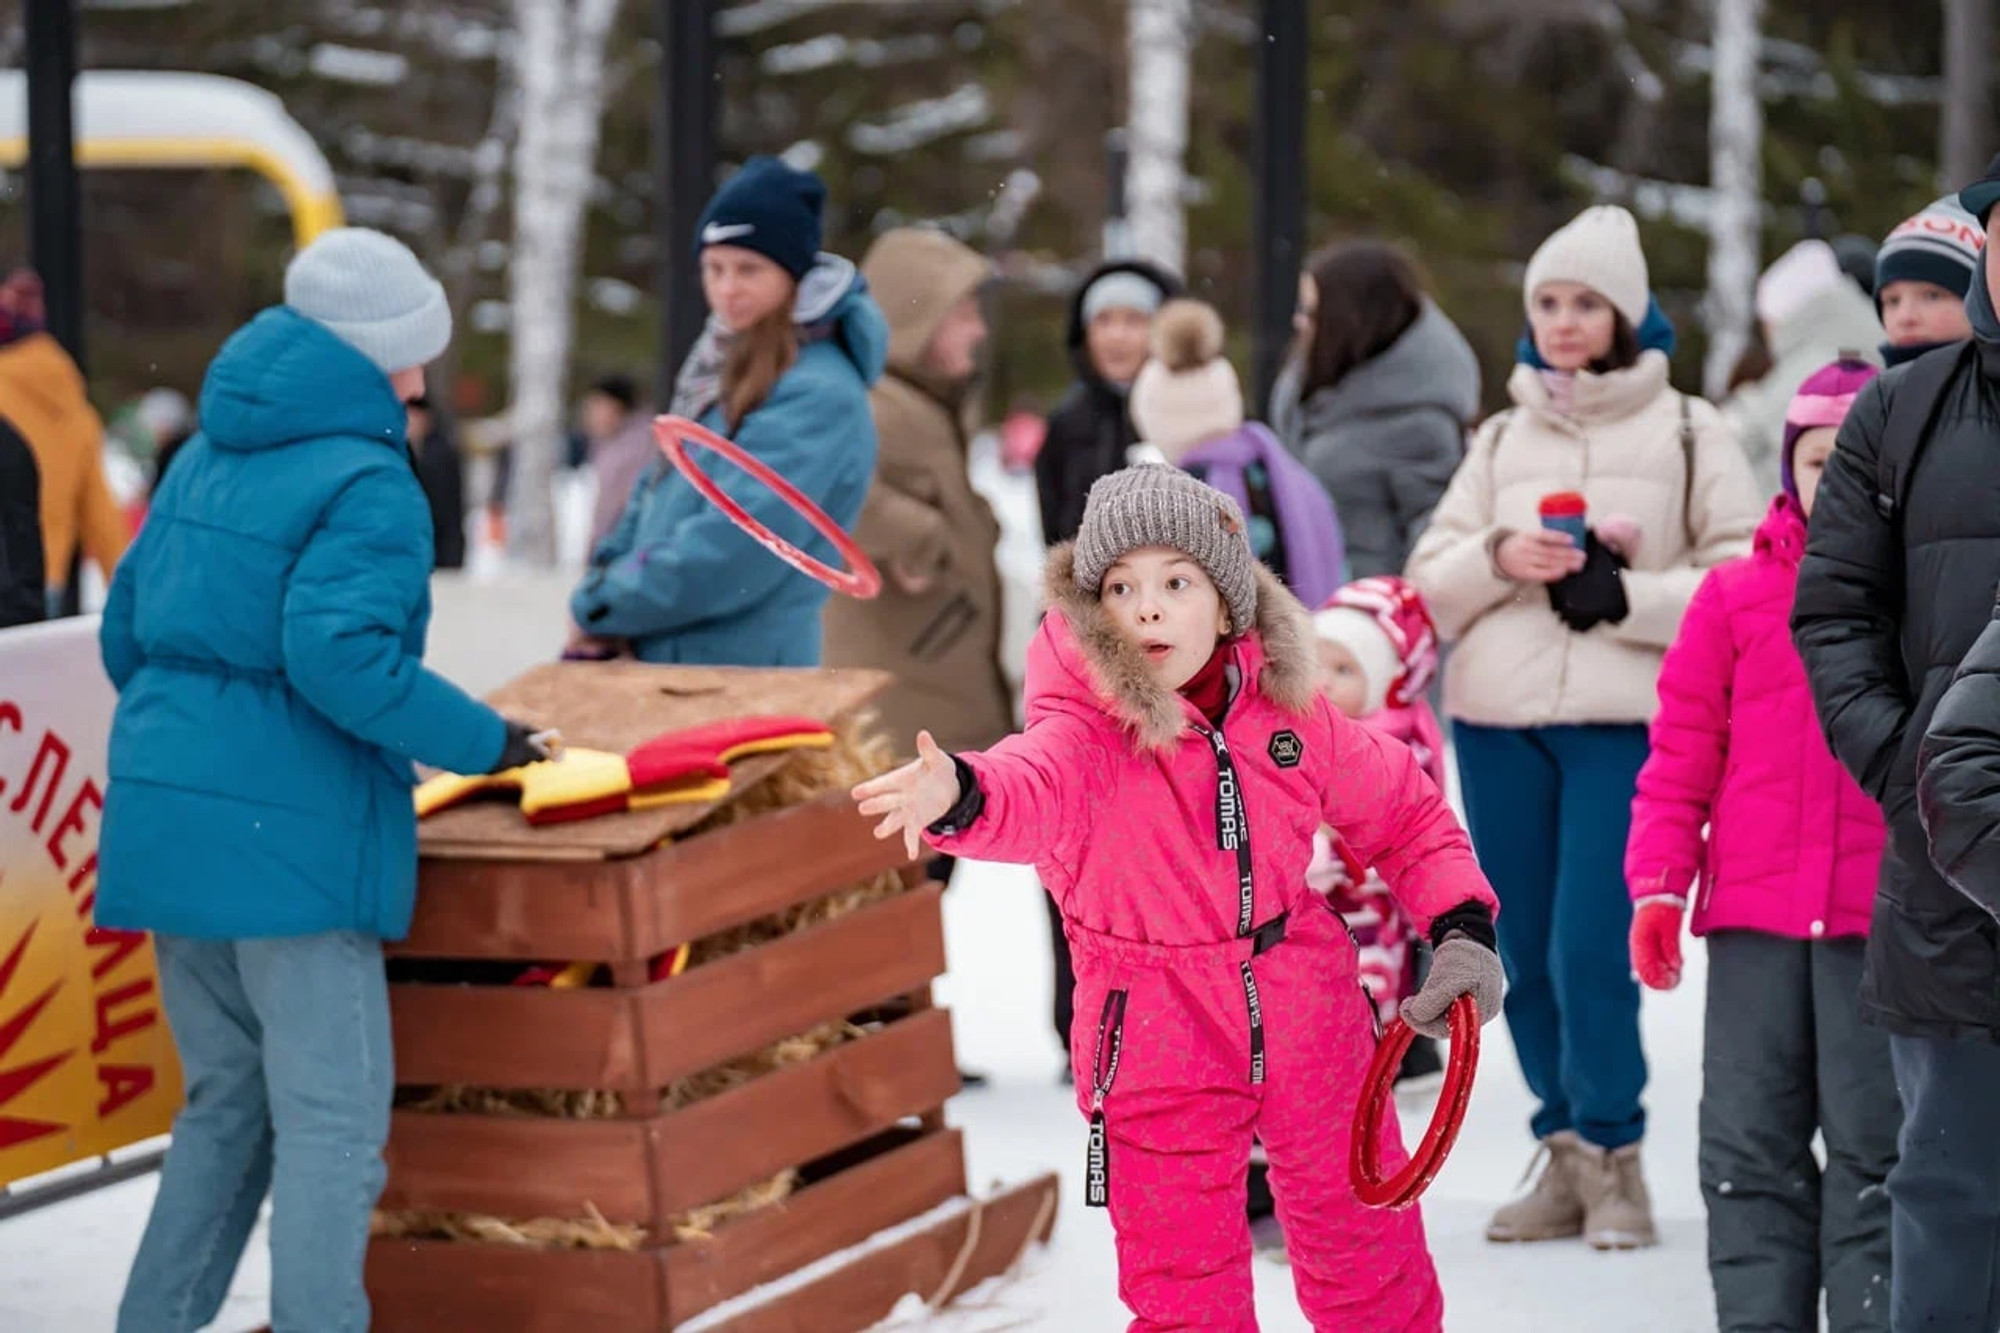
[668,315,732,422]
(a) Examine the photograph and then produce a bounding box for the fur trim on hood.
[1042,541,1321,751]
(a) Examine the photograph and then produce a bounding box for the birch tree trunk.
[1943,0,1993,190]
[1126,0,1192,275]
[506,0,621,567]
[1703,0,1764,401]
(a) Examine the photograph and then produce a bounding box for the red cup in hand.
[1539,491,1589,549]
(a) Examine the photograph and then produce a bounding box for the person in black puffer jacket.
[1034,259,1183,547]
[0,417,43,628]
[1794,157,2000,1333]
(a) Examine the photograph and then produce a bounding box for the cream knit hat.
[1129,300,1246,461]
[1523,205,1650,328]
[1756,240,1846,327]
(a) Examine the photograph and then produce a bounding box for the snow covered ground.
[0,455,1727,1330]
[0,857,1722,1332]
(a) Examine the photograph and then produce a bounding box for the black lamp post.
[25,0,83,371]
[656,0,718,401]
[1252,0,1307,412]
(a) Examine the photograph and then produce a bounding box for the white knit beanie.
[1756,240,1845,327]
[284,228,453,374]
[1311,606,1402,717]
[1129,300,1245,460]
[1523,205,1650,328]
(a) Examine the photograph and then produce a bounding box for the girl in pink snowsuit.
[1625,359,1897,1332]
[856,466,1503,1332]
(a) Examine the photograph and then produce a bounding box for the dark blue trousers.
[1454,721,1650,1150]
[1889,1032,2000,1332]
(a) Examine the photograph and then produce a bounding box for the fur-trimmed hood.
[1037,542,1322,752]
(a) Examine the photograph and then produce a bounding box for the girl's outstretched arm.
[854,709,1108,868]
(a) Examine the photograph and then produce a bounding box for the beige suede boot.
[1571,1140,1659,1251]
[1485,1130,1587,1243]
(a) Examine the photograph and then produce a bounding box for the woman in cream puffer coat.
[1407,205,1760,1255]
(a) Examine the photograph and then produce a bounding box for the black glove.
[1546,532,1629,633]
[492,720,545,772]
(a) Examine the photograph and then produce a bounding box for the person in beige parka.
[1407,205,1761,1255]
[823,227,1013,760]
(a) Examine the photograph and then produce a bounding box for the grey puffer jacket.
[1270,300,1480,579]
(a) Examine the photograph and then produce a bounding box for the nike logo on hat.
[702,222,756,244]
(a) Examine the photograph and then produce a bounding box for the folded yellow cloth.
[414,748,632,820]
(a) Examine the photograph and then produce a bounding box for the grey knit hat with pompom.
[1071,464,1258,633]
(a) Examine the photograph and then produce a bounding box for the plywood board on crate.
[391,886,946,1092]
[684,1173,1062,1333]
[367,1240,671,1332]
[397,792,919,963]
[417,661,893,861]
[380,1009,959,1226]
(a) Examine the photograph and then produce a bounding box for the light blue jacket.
[96,308,505,941]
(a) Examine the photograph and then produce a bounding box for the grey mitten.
[1399,936,1506,1040]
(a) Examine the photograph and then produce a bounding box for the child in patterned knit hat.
[1309,577,1450,1086]
[854,465,1499,1330]
[1876,196,1983,366]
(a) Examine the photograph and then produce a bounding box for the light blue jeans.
[116,931,392,1333]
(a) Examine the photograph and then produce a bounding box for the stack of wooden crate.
[363,662,1057,1331]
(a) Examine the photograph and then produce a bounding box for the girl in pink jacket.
[1625,358,1898,1333]
[857,466,1502,1333]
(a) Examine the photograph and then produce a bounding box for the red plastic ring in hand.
[1350,995,1480,1210]
[654,415,882,600]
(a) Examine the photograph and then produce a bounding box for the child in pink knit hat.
[1626,356,1896,1331]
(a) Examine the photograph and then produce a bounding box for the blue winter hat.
[695,156,826,281]
[283,228,452,374]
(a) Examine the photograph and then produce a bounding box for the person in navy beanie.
[98,227,545,1333]
[569,157,886,665]
[693,154,826,279]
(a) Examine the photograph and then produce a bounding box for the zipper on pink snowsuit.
[1085,987,1128,1207]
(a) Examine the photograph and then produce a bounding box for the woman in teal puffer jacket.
[569,157,887,665]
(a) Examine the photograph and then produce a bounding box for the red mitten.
[1629,896,1687,991]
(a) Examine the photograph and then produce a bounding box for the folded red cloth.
[625,715,835,792]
